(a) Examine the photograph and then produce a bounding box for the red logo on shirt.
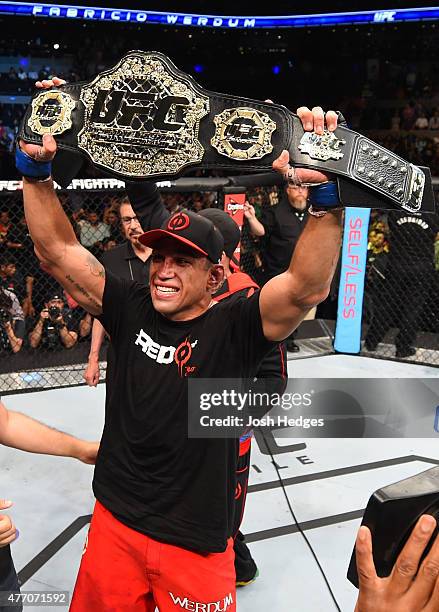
[174,337,197,377]
[168,212,190,232]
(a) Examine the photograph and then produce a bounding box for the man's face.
[0,212,9,225]
[374,232,385,247]
[47,298,64,310]
[104,239,117,251]
[120,203,143,247]
[88,212,99,225]
[192,199,203,212]
[149,238,223,320]
[107,212,118,225]
[73,208,85,221]
[164,194,181,213]
[286,185,309,211]
[2,263,15,277]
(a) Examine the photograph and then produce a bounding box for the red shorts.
[70,501,236,612]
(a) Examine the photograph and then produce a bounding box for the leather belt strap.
[19,50,434,213]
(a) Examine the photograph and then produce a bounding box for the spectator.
[28,293,78,350]
[189,192,205,212]
[0,254,34,316]
[401,102,416,130]
[70,206,86,239]
[414,112,429,130]
[4,215,37,316]
[79,208,110,255]
[162,192,183,214]
[365,212,439,358]
[16,67,27,81]
[244,183,309,352]
[390,111,400,131]
[429,108,439,130]
[0,210,11,240]
[0,288,24,353]
[101,237,118,252]
[245,183,309,282]
[79,311,93,340]
[103,207,123,244]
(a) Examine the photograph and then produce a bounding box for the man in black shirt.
[245,183,309,282]
[201,208,287,587]
[365,212,439,358]
[19,105,342,611]
[83,193,166,386]
[245,184,309,352]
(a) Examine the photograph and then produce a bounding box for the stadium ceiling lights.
[0,2,439,29]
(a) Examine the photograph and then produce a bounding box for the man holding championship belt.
[16,100,342,610]
[14,51,435,611]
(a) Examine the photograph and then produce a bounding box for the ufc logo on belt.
[224,122,261,140]
[90,89,190,131]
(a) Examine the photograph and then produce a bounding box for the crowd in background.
[1,179,439,357]
[2,22,439,175]
[0,18,439,361]
[0,188,228,355]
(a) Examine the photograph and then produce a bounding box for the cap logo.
[168,212,190,231]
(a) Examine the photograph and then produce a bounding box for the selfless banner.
[334,207,371,354]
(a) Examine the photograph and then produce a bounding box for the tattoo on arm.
[65,274,102,310]
[86,254,105,278]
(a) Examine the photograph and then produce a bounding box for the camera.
[0,307,11,324]
[347,467,439,588]
[48,306,61,320]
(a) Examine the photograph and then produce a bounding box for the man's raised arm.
[18,134,105,316]
[260,106,343,342]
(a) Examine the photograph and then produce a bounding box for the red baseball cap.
[139,210,224,263]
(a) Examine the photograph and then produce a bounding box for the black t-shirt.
[260,196,307,279]
[95,272,274,553]
[389,212,439,264]
[100,241,150,286]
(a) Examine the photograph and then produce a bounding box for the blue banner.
[334,207,371,354]
[0,3,438,29]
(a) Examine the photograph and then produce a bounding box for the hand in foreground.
[273,106,338,185]
[355,515,439,612]
[0,500,17,547]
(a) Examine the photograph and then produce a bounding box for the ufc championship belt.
[19,50,434,213]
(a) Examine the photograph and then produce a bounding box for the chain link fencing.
[0,180,438,395]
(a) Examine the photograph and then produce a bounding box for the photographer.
[28,293,77,349]
[0,288,24,354]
